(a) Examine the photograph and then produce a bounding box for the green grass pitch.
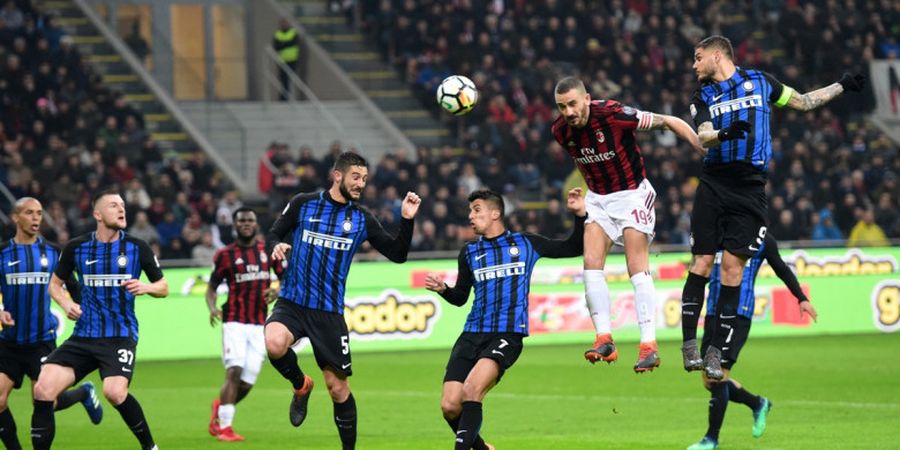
[7,333,898,449]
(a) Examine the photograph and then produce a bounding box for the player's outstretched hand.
[424,273,446,294]
[800,301,818,323]
[0,311,14,327]
[837,72,866,92]
[209,308,223,327]
[401,191,422,219]
[717,120,751,142]
[566,188,586,217]
[62,300,82,320]
[271,243,292,261]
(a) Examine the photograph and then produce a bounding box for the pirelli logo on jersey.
[709,94,763,118]
[301,230,353,251]
[474,262,526,282]
[5,272,50,285]
[83,274,131,287]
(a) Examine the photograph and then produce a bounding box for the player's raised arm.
[781,73,866,112]
[424,247,473,306]
[524,188,588,258]
[363,192,421,263]
[641,112,705,155]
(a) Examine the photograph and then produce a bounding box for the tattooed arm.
[784,83,845,112]
[776,72,865,112]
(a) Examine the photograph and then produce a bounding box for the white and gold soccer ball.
[436,75,478,116]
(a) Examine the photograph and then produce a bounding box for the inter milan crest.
[117,255,128,268]
[40,256,49,268]
[509,246,520,257]
[342,220,353,232]
[743,81,754,91]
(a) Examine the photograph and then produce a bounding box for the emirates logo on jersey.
[595,130,605,143]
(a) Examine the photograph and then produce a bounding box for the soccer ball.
[436,75,478,116]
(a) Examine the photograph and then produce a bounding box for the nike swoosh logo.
[86,260,98,265]
[341,363,351,369]
[475,254,487,261]
[7,260,19,266]
[122,367,132,373]
[712,92,727,102]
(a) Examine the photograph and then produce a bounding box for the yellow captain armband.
[775,85,795,108]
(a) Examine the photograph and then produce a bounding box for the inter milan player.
[425,188,586,450]
[682,35,864,379]
[206,207,283,441]
[552,76,702,372]
[0,198,102,450]
[688,234,817,450]
[265,152,421,449]
[30,189,168,450]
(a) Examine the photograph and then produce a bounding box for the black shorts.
[0,340,56,389]
[691,176,767,257]
[266,299,352,376]
[701,316,752,370]
[44,337,138,383]
[444,332,524,384]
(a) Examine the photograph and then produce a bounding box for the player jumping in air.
[681,35,863,380]
[688,234,817,450]
[265,152,421,449]
[426,188,586,450]
[552,76,702,372]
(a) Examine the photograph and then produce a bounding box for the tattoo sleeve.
[784,83,844,112]
[697,121,720,148]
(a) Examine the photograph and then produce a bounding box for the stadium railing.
[75,0,247,190]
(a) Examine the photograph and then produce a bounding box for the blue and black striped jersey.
[707,234,808,319]
[0,238,67,344]
[439,219,584,335]
[690,68,791,182]
[55,231,163,340]
[267,191,414,314]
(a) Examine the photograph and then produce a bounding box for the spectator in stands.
[847,208,889,247]
[272,18,300,100]
[191,230,217,266]
[128,211,160,246]
[811,209,844,242]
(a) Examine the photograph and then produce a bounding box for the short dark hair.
[467,189,505,217]
[232,206,256,223]
[332,152,369,173]
[696,35,734,61]
[554,76,586,96]
[91,188,121,209]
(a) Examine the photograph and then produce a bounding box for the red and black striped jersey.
[209,240,284,325]
[551,99,652,195]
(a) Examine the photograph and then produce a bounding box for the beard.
[339,181,360,200]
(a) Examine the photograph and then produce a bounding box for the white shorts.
[585,178,656,246]
[222,322,266,385]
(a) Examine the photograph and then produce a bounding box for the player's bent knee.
[102,385,128,405]
[690,255,714,277]
[325,379,349,402]
[264,324,292,358]
[461,381,488,402]
[440,399,461,418]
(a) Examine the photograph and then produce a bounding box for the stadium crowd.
[1,0,897,262]
[354,0,898,248]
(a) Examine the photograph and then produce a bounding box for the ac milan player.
[206,207,282,441]
[552,76,702,372]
